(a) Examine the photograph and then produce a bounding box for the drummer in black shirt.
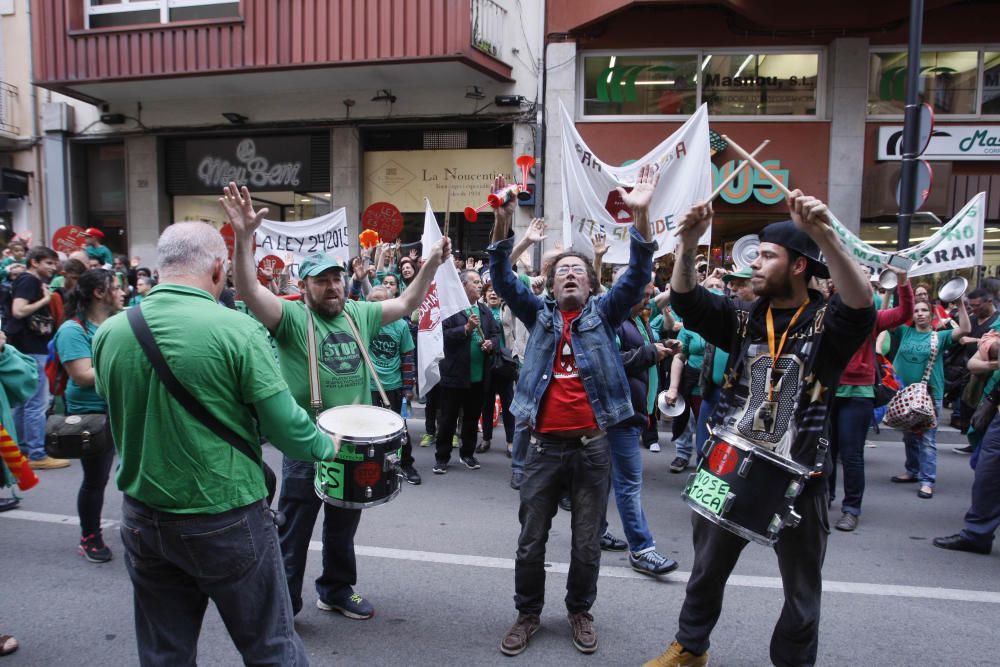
[644,192,875,667]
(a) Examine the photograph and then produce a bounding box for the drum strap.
[340,308,392,409]
[304,307,324,419]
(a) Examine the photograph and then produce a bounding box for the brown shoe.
[500,613,540,656]
[568,611,597,654]
[643,640,709,667]
[28,457,70,470]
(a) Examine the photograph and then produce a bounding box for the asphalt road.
[1,413,997,666]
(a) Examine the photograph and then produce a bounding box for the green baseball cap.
[298,252,345,278]
[723,266,753,283]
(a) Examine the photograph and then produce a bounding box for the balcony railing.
[0,82,18,136]
[471,0,505,59]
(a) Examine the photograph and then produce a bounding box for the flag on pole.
[416,199,469,399]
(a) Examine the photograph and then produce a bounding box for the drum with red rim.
[314,405,405,510]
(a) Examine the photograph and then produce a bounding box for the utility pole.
[896,0,925,250]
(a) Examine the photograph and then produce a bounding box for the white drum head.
[317,405,405,440]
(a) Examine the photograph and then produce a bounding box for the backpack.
[45,318,88,397]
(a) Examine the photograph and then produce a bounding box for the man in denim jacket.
[490,166,659,657]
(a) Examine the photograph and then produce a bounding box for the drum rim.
[316,405,406,444]
[708,430,812,476]
[684,498,778,546]
[313,483,401,510]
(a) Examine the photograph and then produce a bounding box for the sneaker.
[452,435,459,448]
[835,512,858,532]
[669,456,688,473]
[600,530,627,551]
[402,465,422,485]
[510,471,524,490]
[643,640,709,667]
[432,461,448,474]
[650,442,661,453]
[29,456,70,470]
[567,611,598,654]
[476,440,491,454]
[506,443,513,458]
[79,533,112,563]
[317,592,374,620]
[629,549,679,577]
[500,612,540,656]
[953,444,975,454]
[460,455,481,470]
[419,433,435,447]
[559,496,572,512]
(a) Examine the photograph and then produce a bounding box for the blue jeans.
[278,457,361,614]
[695,388,720,464]
[515,434,610,614]
[674,412,696,461]
[120,495,307,666]
[902,399,943,487]
[13,353,49,460]
[510,420,531,475]
[606,423,654,552]
[960,413,1000,549]
[829,396,874,516]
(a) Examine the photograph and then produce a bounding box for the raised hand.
[617,164,660,213]
[525,218,547,245]
[788,190,831,237]
[219,183,269,238]
[408,248,419,261]
[592,229,609,257]
[675,201,713,247]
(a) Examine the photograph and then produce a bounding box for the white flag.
[416,200,469,399]
[559,101,713,264]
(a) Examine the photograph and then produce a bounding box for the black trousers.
[481,374,515,444]
[424,385,440,436]
[676,478,830,667]
[435,382,485,463]
[371,389,414,467]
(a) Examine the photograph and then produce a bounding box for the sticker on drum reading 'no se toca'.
[687,469,730,516]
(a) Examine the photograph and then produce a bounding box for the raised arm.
[510,217,547,268]
[671,202,713,295]
[220,183,283,331]
[592,230,608,281]
[951,297,971,342]
[379,237,450,325]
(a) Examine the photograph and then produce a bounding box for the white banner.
[253,209,350,281]
[416,200,469,399]
[559,101,713,264]
[827,192,986,276]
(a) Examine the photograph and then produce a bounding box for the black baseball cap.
[758,220,830,279]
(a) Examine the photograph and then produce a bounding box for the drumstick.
[720,134,831,228]
[443,185,452,238]
[707,140,769,203]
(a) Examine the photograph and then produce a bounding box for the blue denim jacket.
[487,226,657,430]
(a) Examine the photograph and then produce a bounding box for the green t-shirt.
[893,327,953,400]
[93,284,289,513]
[467,305,486,383]
[86,244,114,267]
[54,318,106,414]
[835,383,876,399]
[369,319,414,392]
[711,346,729,388]
[274,299,383,412]
[490,305,505,348]
[679,327,706,397]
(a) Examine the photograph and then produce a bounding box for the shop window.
[86,0,240,29]
[701,53,818,116]
[173,192,331,227]
[982,52,1000,114]
[582,54,699,117]
[868,50,979,116]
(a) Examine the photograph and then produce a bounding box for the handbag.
[491,345,519,381]
[970,384,1000,437]
[44,413,112,459]
[873,352,902,409]
[884,331,938,432]
[125,307,278,506]
[27,311,55,337]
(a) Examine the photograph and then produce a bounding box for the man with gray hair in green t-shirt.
[94,221,338,666]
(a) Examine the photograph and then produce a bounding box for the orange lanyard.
[765,298,810,400]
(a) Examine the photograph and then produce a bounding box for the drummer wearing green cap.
[221,182,452,623]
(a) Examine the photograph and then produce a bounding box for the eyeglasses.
[554,265,588,277]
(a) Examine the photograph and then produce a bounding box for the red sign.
[362,202,404,242]
[256,255,284,285]
[353,462,382,487]
[220,223,255,259]
[709,442,738,477]
[604,188,633,223]
[51,226,87,255]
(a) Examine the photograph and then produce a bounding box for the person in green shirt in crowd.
[93,221,337,666]
[82,228,113,267]
[890,299,970,499]
[664,324,707,466]
[365,285,420,484]
[477,281,516,456]
[54,268,125,564]
[0,241,27,282]
[223,181,451,623]
[128,275,153,307]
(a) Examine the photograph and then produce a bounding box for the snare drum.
[682,433,810,546]
[314,405,406,510]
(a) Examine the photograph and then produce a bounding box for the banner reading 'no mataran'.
[559,101,713,264]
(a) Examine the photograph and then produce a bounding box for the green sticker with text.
[687,469,730,516]
[317,462,345,500]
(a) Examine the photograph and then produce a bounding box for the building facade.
[29,0,543,265]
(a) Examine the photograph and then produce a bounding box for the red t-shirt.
[535,310,599,432]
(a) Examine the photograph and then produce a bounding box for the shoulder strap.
[341,307,390,408]
[126,306,262,466]
[920,330,939,385]
[304,306,324,418]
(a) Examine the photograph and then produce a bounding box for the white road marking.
[4,509,996,605]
